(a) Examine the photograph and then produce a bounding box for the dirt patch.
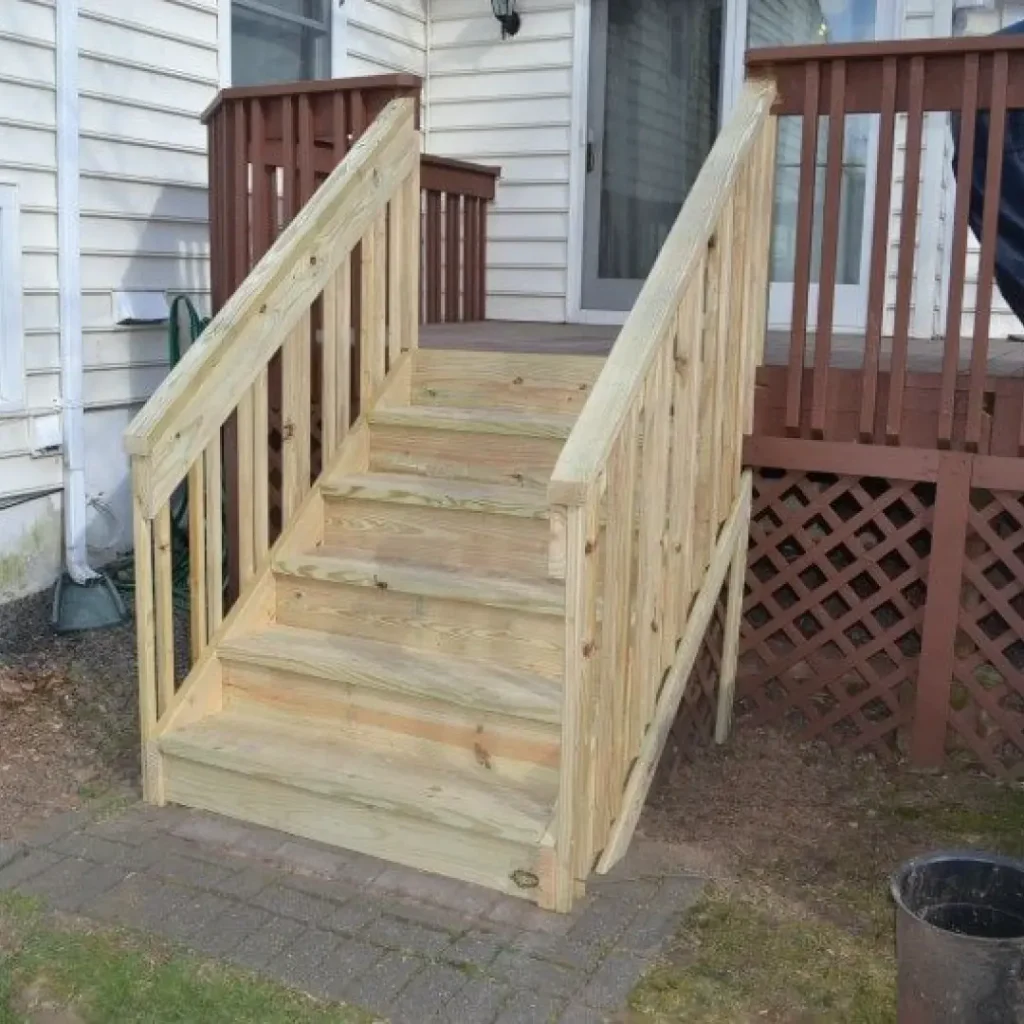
[0,589,142,841]
[628,724,1024,1020]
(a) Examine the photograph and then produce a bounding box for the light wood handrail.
[126,98,418,518]
[548,81,776,508]
[543,80,777,911]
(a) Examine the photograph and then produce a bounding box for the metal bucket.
[892,851,1024,1022]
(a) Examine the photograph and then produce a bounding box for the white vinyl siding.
[345,0,426,77]
[427,0,574,321]
[0,0,61,498]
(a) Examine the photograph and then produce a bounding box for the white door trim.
[565,0,592,324]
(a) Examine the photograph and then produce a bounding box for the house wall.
[426,0,575,322]
[0,0,63,600]
[344,0,426,78]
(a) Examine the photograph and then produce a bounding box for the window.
[0,184,24,413]
[232,0,331,86]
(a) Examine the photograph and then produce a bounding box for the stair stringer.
[149,353,414,762]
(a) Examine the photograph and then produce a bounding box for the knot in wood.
[650,620,659,634]
[259,303,267,314]
[584,539,596,556]
[282,422,295,441]
[582,640,596,658]
[309,254,317,266]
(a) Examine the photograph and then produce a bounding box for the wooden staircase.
[152,349,603,902]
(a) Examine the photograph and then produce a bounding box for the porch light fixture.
[491,0,521,38]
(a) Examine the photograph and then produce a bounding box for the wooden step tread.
[159,708,555,846]
[321,472,549,518]
[369,405,577,440]
[219,625,562,725]
[274,552,565,616]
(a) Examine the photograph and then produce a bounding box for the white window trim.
[0,183,25,414]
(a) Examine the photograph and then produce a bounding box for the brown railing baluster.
[332,91,348,162]
[939,53,980,448]
[811,59,847,439]
[462,196,478,321]
[426,191,441,323]
[231,102,248,289]
[251,100,272,258]
[281,95,296,224]
[885,55,925,444]
[445,193,461,322]
[298,94,315,204]
[859,57,897,443]
[966,50,1009,450]
[477,197,488,318]
[785,61,820,437]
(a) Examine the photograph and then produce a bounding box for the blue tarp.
[952,20,1024,327]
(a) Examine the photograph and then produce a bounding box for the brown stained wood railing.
[541,81,777,911]
[747,35,1024,453]
[124,100,420,800]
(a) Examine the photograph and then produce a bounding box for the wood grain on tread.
[273,552,565,615]
[159,707,555,845]
[219,626,562,725]
[368,406,577,439]
[413,350,604,413]
[322,472,549,518]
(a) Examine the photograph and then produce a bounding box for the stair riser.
[323,498,550,577]
[223,662,561,778]
[161,755,544,900]
[369,425,564,489]
[274,574,564,680]
[414,351,602,414]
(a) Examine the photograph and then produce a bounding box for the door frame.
[566,0,903,326]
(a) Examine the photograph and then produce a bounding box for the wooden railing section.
[542,81,778,910]
[747,36,1024,453]
[124,99,420,797]
[421,155,498,324]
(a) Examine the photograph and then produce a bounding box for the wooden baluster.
[360,214,387,402]
[711,199,735,532]
[860,56,897,443]
[477,196,487,318]
[811,59,847,440]
[253,368,269,567]
[350,88,366,140]
[403,161,420,349]
[694,239,720,577]
[187,458,206,664]
[232,101,248,288]
[281,95,296,225]
[886,55,925,444]
[599,412,638,841]
[208,103,224,311]
[665,274,704,656]
[282,311,312,520]
[236,389,255,586]
[445,193,461,322]
[939,53,980,448]
[322,267,341,463]
[426,191,442,323]
[132,491,160,801]
[388,190,404,367]
[250,100,272,260]
[785,60,821,437]
[153,503,174,717]
[462,196,478,322]
[968,50,1009,450]
[332,90,348,163]
[205,437,223,634]
[298,94,315,204]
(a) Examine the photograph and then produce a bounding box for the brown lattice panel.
[671,590,726,757]
[948,490,1024,778]
[737,470,934,755]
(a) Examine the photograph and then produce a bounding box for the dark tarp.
[952,20,1024,328]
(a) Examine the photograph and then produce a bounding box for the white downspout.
[56,0,97,584]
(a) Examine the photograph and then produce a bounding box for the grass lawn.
[0,893,369,1024]
[627,726,1024,1023]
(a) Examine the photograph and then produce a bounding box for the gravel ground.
[0,587,143,840]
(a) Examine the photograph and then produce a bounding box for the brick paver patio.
[0,804,703,1022]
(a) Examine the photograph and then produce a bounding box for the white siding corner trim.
[0,183,25,413]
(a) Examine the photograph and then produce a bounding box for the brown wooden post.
[910,450,972,768]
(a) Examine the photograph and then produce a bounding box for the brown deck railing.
[747,36,1024,453]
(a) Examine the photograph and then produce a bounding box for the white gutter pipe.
[56,0,97,584]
